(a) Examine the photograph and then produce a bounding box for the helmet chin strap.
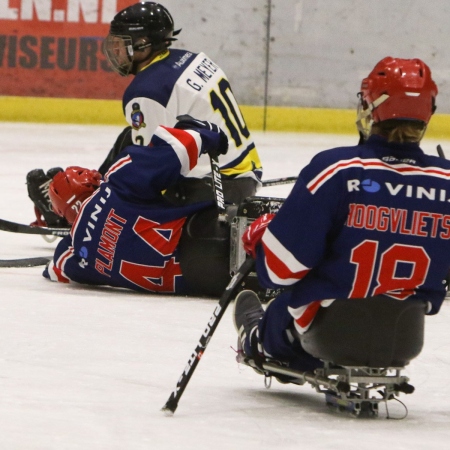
[129,44,156,75]
[133,41,152,52]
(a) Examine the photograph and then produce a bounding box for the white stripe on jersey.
[104,155,132,181]
[288,299,335,334]
[307,157,450,194]
[47,247,74,283]
[154,126,202,176]
[262,228,310,285]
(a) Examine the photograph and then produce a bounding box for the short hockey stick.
[0,218,70,237]
[161,256,255,415]
[0,256,52,268]
[262,176,297,187]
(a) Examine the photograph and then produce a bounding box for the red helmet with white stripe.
[357,57,438,138]
[49,167,102,224]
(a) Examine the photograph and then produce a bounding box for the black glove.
[26,167,69,227]
[174,115,228,156]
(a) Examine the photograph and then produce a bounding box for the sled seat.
[299,296,427,367]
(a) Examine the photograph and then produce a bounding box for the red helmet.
[49,167,102,224]
[357,57,438,137]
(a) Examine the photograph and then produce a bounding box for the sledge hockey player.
[234,56,450,371]
[43,117,232,297]
[27,2,262,228]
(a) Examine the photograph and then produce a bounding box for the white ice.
[1,123,450,449]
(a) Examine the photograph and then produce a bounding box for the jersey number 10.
[210,78,250,148]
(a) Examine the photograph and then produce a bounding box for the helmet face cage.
[356,93,372,139]
[356,91,390,139]
[103,34,134,77]
[103,2,180,76]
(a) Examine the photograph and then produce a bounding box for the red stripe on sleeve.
[295,301,321,328]
[163,127,200,170]
[263,241,308,282]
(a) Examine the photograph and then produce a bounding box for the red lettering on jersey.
[133,216,185,256]
[120,257,182,292]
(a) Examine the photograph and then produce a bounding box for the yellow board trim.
[1,96,449,139]
[0,96,127,127]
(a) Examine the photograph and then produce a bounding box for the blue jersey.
[255,135,450,332]
[123,49,262,182]
[44,126,214,294]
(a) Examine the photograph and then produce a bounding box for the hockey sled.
[179,196,285,298]
[238,295,427,417]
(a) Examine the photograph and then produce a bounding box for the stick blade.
[0,256,52,268]
[161,398,178,416]
[161,407,175,417]
[0,218,70,236]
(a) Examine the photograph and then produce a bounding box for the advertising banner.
[0,0,135,99]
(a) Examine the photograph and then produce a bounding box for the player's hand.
[242,213,275,258]
[175,115,228,156]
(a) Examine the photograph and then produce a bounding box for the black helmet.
[111,2,180,50]
[103,2,181,76]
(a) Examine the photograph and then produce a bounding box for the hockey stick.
[0,218,70,237]
[161,256,255,415]
[437,144,446,159]
[0,256,52,268]
[209,150,227,222]
[161,141,253,415]
[262,176,297,187]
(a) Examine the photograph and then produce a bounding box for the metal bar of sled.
[246,359,350,393]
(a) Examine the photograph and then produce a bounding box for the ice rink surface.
[1,123,450,449]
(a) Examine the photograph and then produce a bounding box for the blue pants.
[258,291,323,372]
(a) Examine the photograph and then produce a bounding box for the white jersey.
[122,49,262,181]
